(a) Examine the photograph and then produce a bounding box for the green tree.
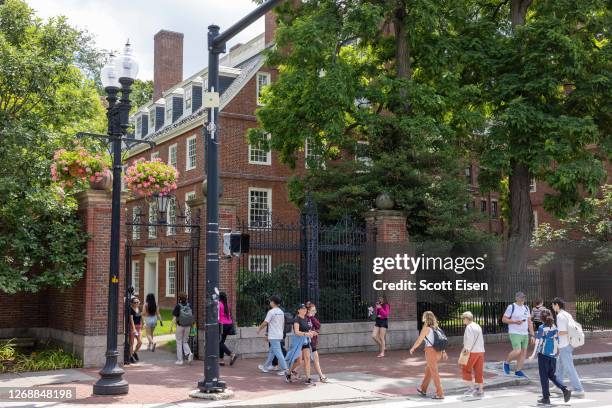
[130,79,153,114]
[0,0,106,293]
[465,0,611,274]
[251,0,487,240]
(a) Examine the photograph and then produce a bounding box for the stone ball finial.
[375,192,394,210]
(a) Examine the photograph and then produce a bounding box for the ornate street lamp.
[155,193,172,224]
[88,41,153,396]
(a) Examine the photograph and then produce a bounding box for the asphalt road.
[324,361,612,408]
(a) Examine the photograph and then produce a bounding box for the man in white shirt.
[552,297,585,396]
[257,295,291,382]
[501,291,535,378]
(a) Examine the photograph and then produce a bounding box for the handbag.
[227,306,237,336]
[458,326,480,365]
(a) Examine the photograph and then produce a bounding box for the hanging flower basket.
[124,158,178,198]
[51,144,111,191]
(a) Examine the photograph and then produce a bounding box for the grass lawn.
[148,308,174,335]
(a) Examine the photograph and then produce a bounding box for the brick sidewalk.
[33,336,612,405]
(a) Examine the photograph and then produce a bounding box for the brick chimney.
[264,11,277,45]
[153,30,184,100]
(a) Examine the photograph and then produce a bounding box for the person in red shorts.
[460,311,485,398]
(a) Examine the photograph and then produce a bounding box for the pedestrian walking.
[528,310,572,405]
[531,299,548,332]
[171,292,194,365]
[257,295,291,382]
[410,311,447,400]
[502,291,535,378]
[459,311,485,398]
[218,292,238,366]
[552,297,585,397]
[286,303,316,385]
[371,296,390,357]
[143,293,162,352]
[307,303,328,383]
[128,297,143,364]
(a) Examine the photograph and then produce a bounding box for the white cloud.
[26,0,265,80]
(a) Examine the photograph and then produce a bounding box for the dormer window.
[135,115,143,139]
[164,89,184,124]
[256,72,271,106]
[149,108,156,133]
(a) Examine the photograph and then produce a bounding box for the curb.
[212,396,385,408]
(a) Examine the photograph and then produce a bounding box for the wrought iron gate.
[236,197,374,326]
[124,201,200,363]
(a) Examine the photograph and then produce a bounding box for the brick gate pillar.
[186,197,238,356]
[47,190,127,367]
[364,208,418,348]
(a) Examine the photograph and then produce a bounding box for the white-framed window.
[185,191,196,233]
[355,140,372,172]
[166,197,177,236]
[185,87,192,110]
[480,199,487,213]
[148,202,157,239]
[168,144,178,168]
[491,200,499,219]
[132,207,141,240]
[249,255,272,273]
[249,133,271,165]
[248,187,272,228]
[532,210,539,229]
[186,135,197,170]
[149,109,156,133]
[305,137,323,169]
[151,151,160,161]
[530,177,537,193]
[131,261,140,294]
[166,98,173,122]
[165,258,176,297]
[256,72,271,106]
[135,115,142,139]
[465,166,473,184]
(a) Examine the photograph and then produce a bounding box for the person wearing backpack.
[528,310,572,405]
[552,297,585,397]
[171,292,194,366]
[501,291,535,378]
[531,298,548,333]
[410,311,448,400]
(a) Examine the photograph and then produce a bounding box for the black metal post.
[93,82,129,395]
[197,0,283,393]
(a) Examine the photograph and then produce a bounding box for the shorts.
[301,344,310,350]
[509,333,529,350]
[375,318,388,329]
[311,345,317,352]
[145,316,158,328]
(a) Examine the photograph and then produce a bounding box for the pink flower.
[90,176,95,182]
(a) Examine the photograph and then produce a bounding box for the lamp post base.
[190,387,233,400]
[93,354,128,396]
[197,379,226,394]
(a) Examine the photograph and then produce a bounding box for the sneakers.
[562,388,572,402]
[473,390,484,398]
[284,371,292,383]
[151,342,156,352]
[270,366,280,371]
[277,370,287,376]
[129,356,136,364]
[304,378,315,386]
[515,370,529,379]
[187,353,194,364]
[175,360,184,366]
[503,361,510,375]
[230,354,238,366]
[133,352,139,362]
[572,390,585,398]
[258,364,270,373]
[463,387,475,396]
[537,396,551,405]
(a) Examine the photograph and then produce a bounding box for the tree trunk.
[393,1,411,113]
[506,0,533,278]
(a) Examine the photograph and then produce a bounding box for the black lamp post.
[197,0,284,394]
[85,42,154,396]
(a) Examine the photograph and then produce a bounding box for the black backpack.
[426,327,448,352]
[283,311,294,335]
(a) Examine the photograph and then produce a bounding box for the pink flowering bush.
[124,158,178,198]
[50,143,111,190]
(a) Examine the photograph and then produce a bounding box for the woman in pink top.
[371,296,390,357]
[219,292,238,366]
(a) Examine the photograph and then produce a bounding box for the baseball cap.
[515,291,526,300]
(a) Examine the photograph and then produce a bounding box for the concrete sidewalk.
[1,336,610,407]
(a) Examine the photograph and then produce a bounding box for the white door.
[144,258,158,299]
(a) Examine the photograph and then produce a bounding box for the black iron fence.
[236,198,373,326]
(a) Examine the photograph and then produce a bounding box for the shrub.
[0,341,82,373]
[576,292,602,325]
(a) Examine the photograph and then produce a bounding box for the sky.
[27,0,265,80]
